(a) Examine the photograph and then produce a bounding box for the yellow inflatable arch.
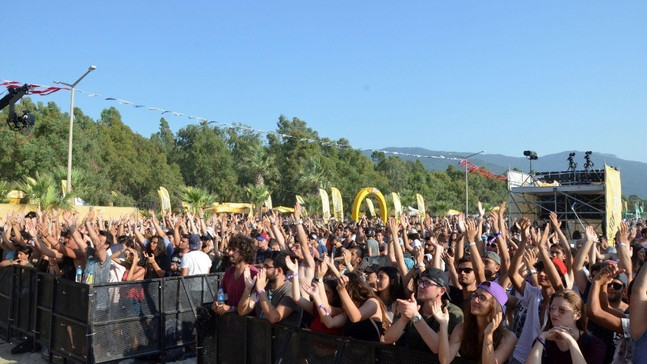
[351,187,388,222]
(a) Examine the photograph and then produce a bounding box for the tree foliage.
[1,100,517,215]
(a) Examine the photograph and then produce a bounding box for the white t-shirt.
[512,282,545,362]
[180,250,212,275]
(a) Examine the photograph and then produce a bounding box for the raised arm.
[508,218,530,295]
[573,226,597,293]
[465,219,486,284]
[615,222,633,283]
[586,264,624,334]
[630,260,647,340]
[536,224,565,291]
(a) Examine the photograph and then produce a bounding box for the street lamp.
[54,65,96,195]
[459,150,485,216]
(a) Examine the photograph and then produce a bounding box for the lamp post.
[459,150,485,216]
[54,65,96,195]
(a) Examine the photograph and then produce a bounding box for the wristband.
[286,273,298,281]
[616,242,625,247]
[534,337,546,348]
[528,269,537,276]
[493,232,502,239]
[416,263,425,269]
[254,289,266,303]
[316,304,330,316]
[316,277,324,283]
[469,242,476,246]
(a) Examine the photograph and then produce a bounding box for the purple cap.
[477,281,507,308]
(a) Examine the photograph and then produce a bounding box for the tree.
[180,186,217,214]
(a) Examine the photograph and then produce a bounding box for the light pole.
[459,150,484,216]
[54,65,96,195]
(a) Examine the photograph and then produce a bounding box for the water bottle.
[75,265,83,283]
[217,288,226,304]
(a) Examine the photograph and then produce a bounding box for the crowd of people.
[1,202,647,363]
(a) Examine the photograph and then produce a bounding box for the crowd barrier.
[196,313,479,364]
[0,265,221,363]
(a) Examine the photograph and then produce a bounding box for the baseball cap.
[420,268,449,290]
[477,280,508,308]
[188,234,201,251]
[484,251,501,265]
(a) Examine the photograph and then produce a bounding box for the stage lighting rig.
[567,152,577,172]
[0,84,34,135]
[523,150,538,174]
[584,151,594,171]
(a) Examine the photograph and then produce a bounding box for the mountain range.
[369,148,647,199]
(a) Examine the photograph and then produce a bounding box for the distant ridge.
[364,147,647,199]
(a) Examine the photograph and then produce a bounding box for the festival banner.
[365,199,376,217]
[391,192,402,219]
[416,193,426,220]
[319,188,331,223]
[330,187,344,221]
[605,165,622,242]
[158,187,171,213]
[264,194,273,209]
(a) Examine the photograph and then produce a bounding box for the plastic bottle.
[75,265,83,283]
[217,288,226,304]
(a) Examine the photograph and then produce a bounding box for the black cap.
[420,268,449,290]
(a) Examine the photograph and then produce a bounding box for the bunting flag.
[365,198,376,217]
[331,187,344,221]
[391,192,403,219]
[416,193,426,220]
[458,160,507,181]
[2,77,488,164]
[319,188,331,223]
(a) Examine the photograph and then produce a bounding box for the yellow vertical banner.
[605,165,622,242]
[365,198,376,217]
[391,192,402,219]
[296,195,306,214]
[61,180,68,196]
[264,194,273,209]
[416,193,426,220]
[330,187,344,221]
[158,187,171,213]
[319,188,331,223]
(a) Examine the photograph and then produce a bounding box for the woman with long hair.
[527,289,606,364]
[436,281,517,364]
[314,270,391,342]
[144,235,170,279]
[375,266,406,319]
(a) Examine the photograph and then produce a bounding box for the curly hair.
[227,233,256,264]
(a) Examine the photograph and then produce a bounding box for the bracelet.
[317,277,324,283]
[529,269,537,275]
[534,337,546,348]
[316,304,330,316]
[616,242,625,247]
[286,273,298,281]
[493,232,502,239]
[469,242,476,246]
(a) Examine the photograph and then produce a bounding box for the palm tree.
[296,157,331,193]
[302,193,322,218]
[15,173,74,211]
[179,186,217,214]
[0,180,10,203]
[242,145,277,187]
[245,184,270,217]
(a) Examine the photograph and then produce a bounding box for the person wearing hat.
[384,268,463,358]
[483,251,501,282]
[436,280,517,364]
[180,234,212,276]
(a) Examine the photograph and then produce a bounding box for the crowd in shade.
[1,202,647,364]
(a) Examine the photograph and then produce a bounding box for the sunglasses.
[548,305,573,315]
[607,282,623,290]
[457,267,474,274]
[417,279,440,289]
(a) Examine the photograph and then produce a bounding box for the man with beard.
[238,251,302,327]
[447,219,485,310]
[587,267,630,364]
[212,233,258,315]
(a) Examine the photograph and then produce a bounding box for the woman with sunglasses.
[527,289,605,364]
[436,281,516,364]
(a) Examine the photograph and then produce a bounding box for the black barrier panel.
[52,315,88,362]
[15,268,36,334]
[272,325,293,363]
[91,280,161,324]
[0,268,12,339]
[337,339,377,364]
[376,343,439,364]
[54,279,89,324]
[92,318,160,363]
[246,316,272,364]
[163,311,197,348]
[217,313,247,364]
[199,334,217,364]
[280,328,341,364]
[163,277,192,314]
[37,272,55,309]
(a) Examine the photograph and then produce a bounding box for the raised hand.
[457,213,466,233]
[466,219,478,243]
[285,256,299,274]
[477,201,485,218]
[336,274,349,291]
[243,266,256,290]
[301,279,319,298]
[484,311,502,336]
[255,268,267,292]
[430,298,449,325]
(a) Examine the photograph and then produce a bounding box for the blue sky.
[3,2,646,162]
